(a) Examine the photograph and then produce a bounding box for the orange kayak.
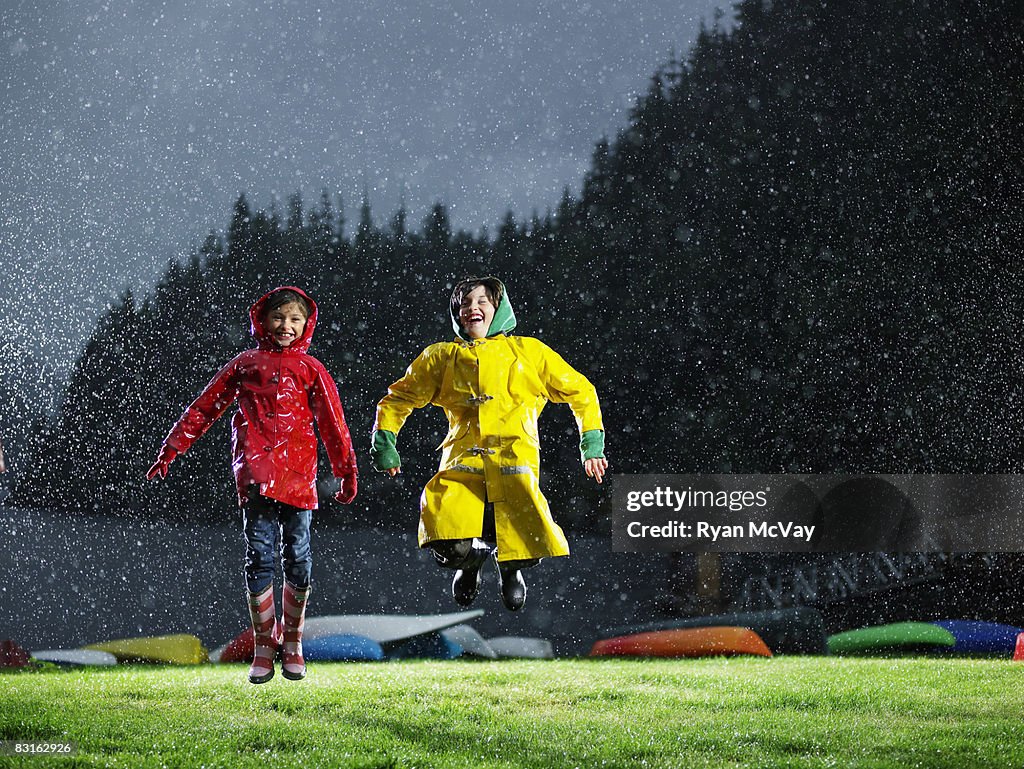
[590,626,772,658]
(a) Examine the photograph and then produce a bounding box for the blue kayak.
[931,620,1024,656]
[386,631,463,660]
[303,634,384,662]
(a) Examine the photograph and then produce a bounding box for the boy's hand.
[334,473,358,504]
[584,457,608,484]
[146,445,178,480]
[384,466,401,477]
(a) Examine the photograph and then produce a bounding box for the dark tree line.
[15,0,1023,531]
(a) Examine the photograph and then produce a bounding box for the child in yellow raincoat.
[371,276,607,611]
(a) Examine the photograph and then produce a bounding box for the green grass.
[1,658,1021,768]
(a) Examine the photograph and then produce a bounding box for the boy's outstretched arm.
[372,346,444,475]
[309,360,359,504]
[530,339,608,484]
[147,357,242,480]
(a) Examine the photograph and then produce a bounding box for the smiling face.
[263,301,308,348]
[458,285,496,340]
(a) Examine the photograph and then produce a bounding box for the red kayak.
[590,626,772,658]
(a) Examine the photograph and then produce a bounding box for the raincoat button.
[263,446,272,452]
[268,412,276,418]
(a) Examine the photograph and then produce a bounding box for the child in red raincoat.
[147,286,357,684]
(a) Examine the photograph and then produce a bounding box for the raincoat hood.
[451,278,517,342]
[250,286,318,353]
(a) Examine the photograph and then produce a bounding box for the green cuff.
[580,429,605,462]
[370,430,401,472]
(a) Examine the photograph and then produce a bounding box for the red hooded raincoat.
[162,287,356,509]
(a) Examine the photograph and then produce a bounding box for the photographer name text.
[626,520,816,542]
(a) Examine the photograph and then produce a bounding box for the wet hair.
[450,276,502,319]
[262,289,311,319]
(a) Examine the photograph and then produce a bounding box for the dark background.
[3,0,1023,632]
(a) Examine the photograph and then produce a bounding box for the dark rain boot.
[451,539,493,607]
[494,552,528,612]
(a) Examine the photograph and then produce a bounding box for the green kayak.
[827,622,955,656]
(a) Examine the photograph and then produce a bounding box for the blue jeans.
[242,489,312,594]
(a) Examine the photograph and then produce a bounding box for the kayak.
[31,649,117,667]
[304,634,384,662]
[601,607,825,655]
[590,626,772,658]
[827,622,955,655]
[488,637,555,659]
[84,634,208,664]
[212,610,485,663]
[931,620,1024,656]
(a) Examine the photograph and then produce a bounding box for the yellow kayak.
[84,634,208,664]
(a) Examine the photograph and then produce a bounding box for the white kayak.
[31,649,118,666]
[487,636,554,659]
[440,624,498,659]
[303,609,484,645]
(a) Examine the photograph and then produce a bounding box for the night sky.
[1,0,722,396]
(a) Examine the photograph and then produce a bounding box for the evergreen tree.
[18,0,1020,523]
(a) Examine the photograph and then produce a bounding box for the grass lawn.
[1,657,1021,768]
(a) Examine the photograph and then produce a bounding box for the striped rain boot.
[281,582,311,681]
[247,584,281,685]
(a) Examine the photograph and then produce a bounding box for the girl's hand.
[146,445,178,480]
[385,467,401,477]
[334,472,358,504]
[584,457,608,484]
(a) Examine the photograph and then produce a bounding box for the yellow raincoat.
[374,289,603,561]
